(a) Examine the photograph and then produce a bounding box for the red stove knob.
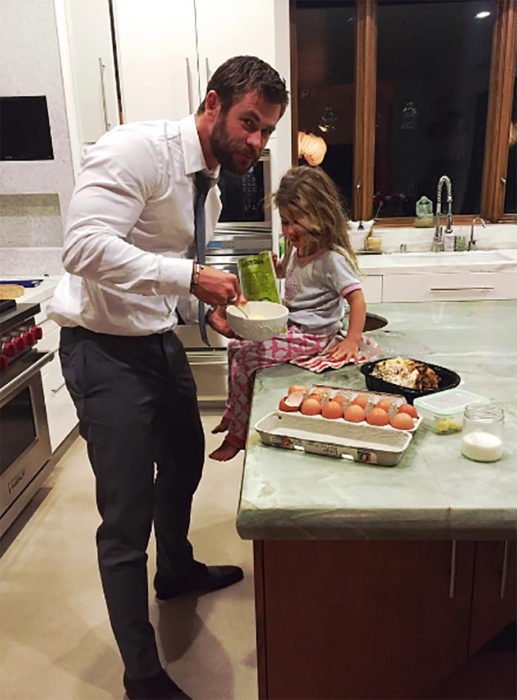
[23,330,36,346]
[0,355,8,371]
[3,342,17,357]
[13,336,26,352]
[31,326,43,340]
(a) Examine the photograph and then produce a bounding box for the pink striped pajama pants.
[222,325,335,449]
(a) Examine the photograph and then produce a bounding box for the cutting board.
[0,284,25,299]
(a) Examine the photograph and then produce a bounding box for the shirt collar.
[179,114,220,182]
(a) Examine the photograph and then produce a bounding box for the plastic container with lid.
[413,389,489,434]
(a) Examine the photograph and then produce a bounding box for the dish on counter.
[360,358,461,404]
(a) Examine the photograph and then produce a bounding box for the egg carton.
[295,384,422,433]
[254,411,413,467]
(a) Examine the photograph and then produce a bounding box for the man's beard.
[209,114,261,176]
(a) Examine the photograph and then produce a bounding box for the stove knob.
[23,330,36,346]
[3,342,17,357]
[13,336,26,352]
[0,355,8,371]
[32,326,43,340]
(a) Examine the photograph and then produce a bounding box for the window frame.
[291,0,517,223]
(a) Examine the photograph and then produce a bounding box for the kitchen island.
[237,301,517,700]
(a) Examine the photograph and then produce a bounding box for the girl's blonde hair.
[272,166,359,275]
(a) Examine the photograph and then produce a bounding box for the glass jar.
[461,402,505,462]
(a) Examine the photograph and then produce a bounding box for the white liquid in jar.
[461,431,503,462]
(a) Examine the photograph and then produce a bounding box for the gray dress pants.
[59,326,205,679]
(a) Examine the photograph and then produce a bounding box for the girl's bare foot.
[211,417,230,434]
[209,439,241,462]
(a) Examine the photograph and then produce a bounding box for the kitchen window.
[292,0,517,224]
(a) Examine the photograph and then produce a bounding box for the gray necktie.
[194,172,211,346]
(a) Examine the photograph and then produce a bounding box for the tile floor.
[0,412,256,700]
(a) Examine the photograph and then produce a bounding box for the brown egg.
[366,407,390,426]
[309,387,329,399]
[288,384,308,395]
[375,398,393,412]
[344,405,366,423]
[322,401,344,420]
[333,394,347,405]
[352,395,369,409]
[398,403,419,419]
[301,398,322,416]
[391,412,415,430]
[279,397,299,413]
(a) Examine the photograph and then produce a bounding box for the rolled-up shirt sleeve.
[62,128,193,296]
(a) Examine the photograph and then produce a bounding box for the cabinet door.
[66,0,119,143]
[469,541,517,656]
[113,0,198,123]
[258,540,475,700]
[195,0,276,97]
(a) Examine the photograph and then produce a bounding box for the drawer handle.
[51,381,67,394]
[430,287,494,292]
[449,540,457,599]
[500,541,510,599]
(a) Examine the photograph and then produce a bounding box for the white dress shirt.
[47,115,221,335]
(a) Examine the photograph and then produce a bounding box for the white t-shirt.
[284,249,361,334]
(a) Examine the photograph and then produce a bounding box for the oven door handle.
[0,351,55,403]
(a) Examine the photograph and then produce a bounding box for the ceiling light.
[475,11,491,19]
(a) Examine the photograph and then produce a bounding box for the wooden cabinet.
[65,0,119,144]
[469,541,517,655]
[256,540,476,700]
[113,0,277,123]
[382,272,517,303]
[254,539,517,700]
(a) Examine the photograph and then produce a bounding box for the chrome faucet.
[432,175,453,252]
[469,216,486,251]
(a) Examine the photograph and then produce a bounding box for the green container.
[454,235,467,251]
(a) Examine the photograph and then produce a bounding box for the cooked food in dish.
[371,357,440,391]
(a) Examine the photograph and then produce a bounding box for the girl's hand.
[323,338,360,363]
[263,250,284,278]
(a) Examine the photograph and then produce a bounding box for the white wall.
[0,0,75,273]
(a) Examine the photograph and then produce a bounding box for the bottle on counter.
[443,231,455,252]
[461,402,505,462]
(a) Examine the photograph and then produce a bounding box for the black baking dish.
[359,358,461,405]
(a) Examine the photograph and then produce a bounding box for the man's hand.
[207,305,237,339]
[323,337,360,363]
[195,266,242,307]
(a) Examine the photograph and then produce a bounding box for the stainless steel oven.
[0,303,53,537]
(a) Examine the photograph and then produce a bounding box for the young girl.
[210,165,366,462]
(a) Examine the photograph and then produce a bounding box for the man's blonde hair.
[272,166,359,275]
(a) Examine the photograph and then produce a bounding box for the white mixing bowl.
[226,301,288,342]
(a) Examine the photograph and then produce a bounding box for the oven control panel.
[0,314,43,372]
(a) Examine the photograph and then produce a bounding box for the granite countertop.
[237,301,517,542]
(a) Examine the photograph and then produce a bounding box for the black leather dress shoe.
[155,563,244,602]
[123,669,191,700]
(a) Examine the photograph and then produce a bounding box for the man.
[47,56,288,700]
